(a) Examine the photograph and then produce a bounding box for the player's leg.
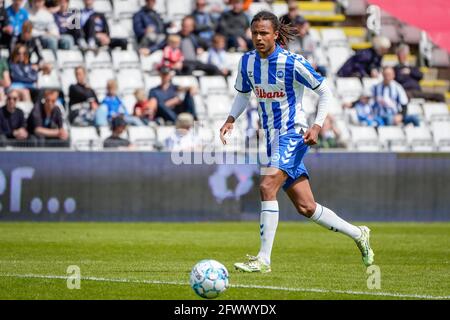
[285,177,374,266]
[234,167,287,273]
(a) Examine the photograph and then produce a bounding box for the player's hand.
[219,117,235,145]
[303,124,321,146]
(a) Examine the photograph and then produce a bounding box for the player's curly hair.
[250,11,296,47]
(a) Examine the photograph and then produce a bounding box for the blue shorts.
[267,132,310,191]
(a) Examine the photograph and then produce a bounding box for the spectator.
[207,33,231,77]
[394,43,445,102]
[0,2,13,48]
[165,112,201,151]
[96,79,143,126]
[179,15,223,75]
[54,0,82,50]
[148,65,197,124]
[11,21,52,75]
[9,43,38,102]
[372,67,419,127]
[27,89,69,146]
[160,34,184,73]
[288,16,327,76]
[133,0,166,54]
[103,115,131,149]
[0,57,11,103]
[280,0,302,25]
[68,66,100,126]
[133,88,156,125]
[192,0,217,46]
[338,36,391,78]
[6,0,29,38]
[79,0,94,29]
[28,0,60,52]
[318,116,343,149]
[82,3,127,51]
[0,89,28,146]
[217,0,252,51]
[354,90,383,127]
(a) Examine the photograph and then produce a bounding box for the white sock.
[257,200,279,265]
[310,203,362,240]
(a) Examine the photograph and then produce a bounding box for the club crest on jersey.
[276,70,284,78]
[255,86,285,99]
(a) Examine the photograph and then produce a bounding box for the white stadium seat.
[172,76,199,89]
[61,68,77,96]
[70,127,101,150]
[93,0,113,18]
[431,121,450,151]
[320,28,348,47]
[206,94,232,119]
[41,49,56,66]
[156,126,176,144]
[350,126,380,151]
[84,50,112,70]
[144,75,162,92]
[128,126,156,150]
[166,0,193,18]
[16,101,34,118]
[113,0,140,19]
[336,77,363,101]
[378,126,408,151]
[405,126,434,152]
[140,50,163,73]
[88,69,116,94]
[112,49,140,70]
[327,46,353,74]
[122,94,137,115]
[117,69,144,95]
[199,76,228,95]
[423,102,450,122]
[362,77,379,93]
[38,70,60,89]
[56,49,83,69]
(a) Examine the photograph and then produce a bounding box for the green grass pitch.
[0,222,449,300]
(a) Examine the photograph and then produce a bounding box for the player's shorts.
[266,131,310,191]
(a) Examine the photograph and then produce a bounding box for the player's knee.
[295,202,316,218]
[259,181,277,200]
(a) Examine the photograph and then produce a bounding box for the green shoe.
[234,255,271,273]
[355,226,375,267]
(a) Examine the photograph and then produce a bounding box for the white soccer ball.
[190,259,229,299]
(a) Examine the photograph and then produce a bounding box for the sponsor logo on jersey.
[255,86,286,99]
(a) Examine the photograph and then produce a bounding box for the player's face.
[251,20,278,58]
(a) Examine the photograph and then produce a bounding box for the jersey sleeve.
[234,55,252,93]
[293,55,324,90]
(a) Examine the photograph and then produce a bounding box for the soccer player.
[219,11,374,273]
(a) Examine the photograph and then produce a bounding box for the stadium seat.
[113,0,140,19]
[378,126,408,152]
[88,69,116,95]
[38,70,60,89]
[336,77,363,101]
[122,94,137,115]
[70,127,101,151]
[41,49,56,66]
[84,50,112,70]
[16,101,34,118]
[112,49,140,70]
[344,0,367,16]
[272,2,288,17]
[327,46,353,74]
[144,75,162,92]
[108,20,131,39]
[407,102,424,121]
[206,94,232,119]
[423,102,450,122]
[350,126,380,151]
[335,119,351,142]
[400,24,421,44]
[117,69,144,95]
[56,49,84,70]
[430,48,450,68]
[94,0,113,18]
[140,50,163,73]
[172,76,199,90]
[68,0,83,10]
[61,68,77,96]
[248,2,272,18]
[166,0,193,19]
[380,25,401,44]
[362,77,379,93]
[199,76,228,95]
[405,126,434,152]
[320,28,347,47]
[128,126,156,150]
[156,126,176,145]
[431,121,450,151]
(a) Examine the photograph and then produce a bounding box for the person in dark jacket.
[83,12,127,50]
[54,0,82,49]
[192,0,217,46]
[394,43,445,102]
[0,3,13,48]
[216,0,252,51]
[9,43,38,102]
[133,0,167,53]
[337,36,391,79]
[0,89,28,146]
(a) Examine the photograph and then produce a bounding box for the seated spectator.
[9,44,38,102]
[280,0,302,25]
[54,0,82,50]
[148,65,197,124]
[354,90,383,127]
[0,57,11,103]
[394,43,445,102]
[28,0,60,52]
[133,88,157,125]
[372,67,419,127]
[0,3,13,48]
[207,33,231,77]
[160,34,184,73]
[27,89,69,146]
[11,21,52,74]
[164,112,201,151]
[96,79,143,126]
[6,0,29,39]
[103,115,131,149]
[179,15,223,75]
[288,16,327,76]
[0,89,28,146]
[68,66,100,126]
[318,116,343,149]
[217,0,252,51]
[192,0,217,46]
[338,36,391,78]
[133,0,167,54]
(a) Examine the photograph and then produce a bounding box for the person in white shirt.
[27,0,59,52]
[165,112,202,152]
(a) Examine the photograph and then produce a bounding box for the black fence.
[0,151,449,222]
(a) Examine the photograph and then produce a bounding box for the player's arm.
[219,90,251,145]
[303,80,333,145]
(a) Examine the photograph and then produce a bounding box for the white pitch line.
[1,273,449,300]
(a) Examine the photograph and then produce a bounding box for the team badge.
[276,70,284,78]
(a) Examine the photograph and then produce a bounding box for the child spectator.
[9,44,38,102]
[103,115,132,149]
[133,88,157,125]
[160,34,184,72]
[354,90,383,127]
[207,33,231,77]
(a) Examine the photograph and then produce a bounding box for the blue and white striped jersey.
[372,80,408,116]
[234,44,324,136]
